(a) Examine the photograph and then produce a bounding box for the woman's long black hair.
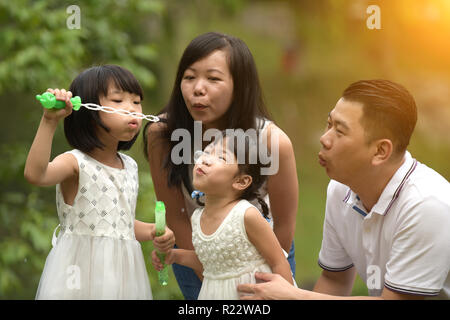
[143,32,273,195]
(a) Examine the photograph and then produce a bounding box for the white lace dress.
[191,200,273,300]
[35,149,152,300]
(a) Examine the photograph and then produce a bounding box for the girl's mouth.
[128,120,139,129]
[196,167,206,175]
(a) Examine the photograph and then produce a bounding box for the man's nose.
[319,130,332,149]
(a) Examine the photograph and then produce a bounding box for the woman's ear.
[232,174,252,191]
[372,139,393,166]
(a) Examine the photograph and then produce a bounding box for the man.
[238,80,450,299]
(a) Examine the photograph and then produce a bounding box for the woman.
[144,32,298,299]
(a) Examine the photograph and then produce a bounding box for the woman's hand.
[43,88,73,122]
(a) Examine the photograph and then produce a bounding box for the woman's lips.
[192,103,208,110]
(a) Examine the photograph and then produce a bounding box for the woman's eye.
[209,77,220,81]
[183,75,194,80]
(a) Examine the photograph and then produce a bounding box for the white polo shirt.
[318,151,450,298]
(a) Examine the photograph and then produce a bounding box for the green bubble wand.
[35,91,160,122]
[155,201,169,286]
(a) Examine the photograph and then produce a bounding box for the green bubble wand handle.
[36,92,82,111]
[155,201,169,286]
[35,92,160,122]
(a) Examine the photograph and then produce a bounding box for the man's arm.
[238,271,426,300]
[313,267,356,296]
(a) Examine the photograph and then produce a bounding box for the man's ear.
[232,174,252,191]
[372,139,393,166]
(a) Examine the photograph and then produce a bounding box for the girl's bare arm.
[244,207,294,284]
[24,89,78,186]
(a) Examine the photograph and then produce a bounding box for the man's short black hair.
[342,79,417,155]
[64,65,143,152]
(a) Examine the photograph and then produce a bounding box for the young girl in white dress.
[24,65,174,299]
[152,131,295,299]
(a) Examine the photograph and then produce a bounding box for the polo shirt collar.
[343,151,418,216]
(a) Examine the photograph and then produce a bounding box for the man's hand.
[237,272,301,300]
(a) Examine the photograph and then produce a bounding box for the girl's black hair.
[195,130,271,218]
[143,32,273,196]
[65,64,144,153]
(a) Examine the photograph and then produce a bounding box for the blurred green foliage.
[1,0,449,299]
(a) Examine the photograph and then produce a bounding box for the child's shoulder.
[118,152,138,170]
[239,200,263,221]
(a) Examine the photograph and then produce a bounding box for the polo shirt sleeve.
[318,181,354,272]
[384,197,450,296]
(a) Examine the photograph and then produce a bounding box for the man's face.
[318,98,374,186]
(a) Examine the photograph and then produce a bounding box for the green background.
[1,0,449,299]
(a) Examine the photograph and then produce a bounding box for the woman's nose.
[193,79,206,96]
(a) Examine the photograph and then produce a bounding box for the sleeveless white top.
[191,200,272,300]
[35,149,152,300]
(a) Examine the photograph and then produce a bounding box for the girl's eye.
[112,100,122,103]
[193,150,204,163]
[134,101,141,105]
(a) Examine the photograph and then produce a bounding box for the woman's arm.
[265,124,299,253]
[245,207,293,284]
[146,121,194,251]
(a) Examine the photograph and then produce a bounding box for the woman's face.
[181,49,234,130]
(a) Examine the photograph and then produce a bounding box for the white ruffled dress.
[35,149,152,300]
[191,200,275,300]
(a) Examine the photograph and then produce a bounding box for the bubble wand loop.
[155,201,169,286]
[36,92,160,122]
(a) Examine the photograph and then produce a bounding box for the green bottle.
[155,201,168,286]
